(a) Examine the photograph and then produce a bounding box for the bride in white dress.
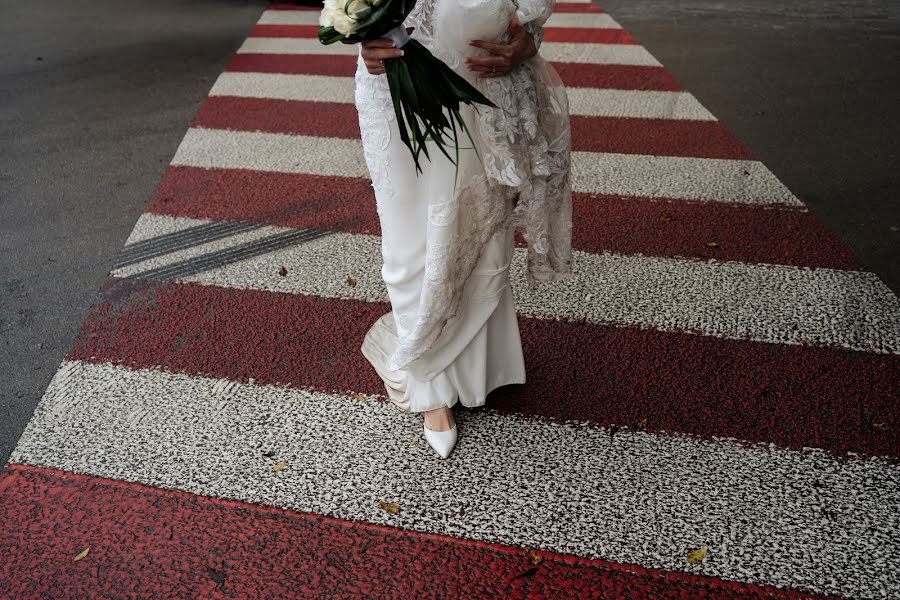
[354,0,572,458]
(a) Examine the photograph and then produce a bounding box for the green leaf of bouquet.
[318,26,344,45]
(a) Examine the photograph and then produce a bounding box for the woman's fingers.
[465,53,511,77]
[362,44,403,74]
[468,39,509,55]
[465,54,508,68]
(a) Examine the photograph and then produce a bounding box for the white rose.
[332,10,356,35]
[346,0,372,20]
[319,0,339,27]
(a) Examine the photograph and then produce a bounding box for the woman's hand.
[465,18,537,79]
[361,27,414,75]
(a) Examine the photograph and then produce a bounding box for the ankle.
[423,406,455,432]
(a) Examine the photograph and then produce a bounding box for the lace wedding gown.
[355,0,572,412]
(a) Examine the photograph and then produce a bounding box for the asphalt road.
[1,0,897,466]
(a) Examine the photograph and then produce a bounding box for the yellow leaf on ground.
[272,460,288,473]
[73,546,90,561]
[637,417,648,429]
[346,275,357,287]
[526,549,543,565]
[687,547,709,564]
[379,500,401,514]
[705,241,720,248]
[353,393,366,402]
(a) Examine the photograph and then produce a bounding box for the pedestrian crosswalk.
[2,2,898,597]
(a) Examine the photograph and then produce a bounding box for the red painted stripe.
[251,24,638,45]
[543,27,637,44]
[554,2,604,13]
[146,166,860,270]
[0,464,836,599]
[148,167,382,235]
[553,61,682,90]
[571,114,753,159]
[193,96,751,159]
[227,53,356,77]
[225,53,683,90]
[251,24,320,38]
[194,97,360,140]
[70,278,898,459]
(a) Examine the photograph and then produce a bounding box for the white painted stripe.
[171,128,799,205]
[171,127,368,178]
[237,37,660,67]
[257,10,622,29]
[540,41,660,66]
[12,360,899,599]
[209,72,715,121]
[546,12,623,28]
[569,87,714,119]
[111,213,900,354]
[572,151,800,204]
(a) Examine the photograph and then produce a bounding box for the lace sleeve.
[516,0,555,49]
[404,0,436,46]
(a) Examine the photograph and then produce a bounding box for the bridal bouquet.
[318,0,496,174]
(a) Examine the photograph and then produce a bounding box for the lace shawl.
[355,0,573,373]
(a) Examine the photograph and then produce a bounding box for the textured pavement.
[2,1,899,598]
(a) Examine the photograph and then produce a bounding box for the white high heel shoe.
[423,421,458,459]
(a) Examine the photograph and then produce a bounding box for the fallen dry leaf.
[637,417,648,429]
[73,546,90,561]
[687,547,709,564]
[346,275,357,287]
[278,266,288,277]
[526,549,543,565]
[873,422,887,431]
[458,507,465,516]
[705,241,720,248]
[353,393,366,402]
[659,214,675,222]
[272,460,288,473]
[379,500,401,514]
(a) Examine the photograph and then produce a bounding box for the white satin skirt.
[360,184,526,414]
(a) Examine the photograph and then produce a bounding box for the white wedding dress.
[354,0,572,413]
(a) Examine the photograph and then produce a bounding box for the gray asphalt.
[1,0,898,467]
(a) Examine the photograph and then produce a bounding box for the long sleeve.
[516,0,555,49]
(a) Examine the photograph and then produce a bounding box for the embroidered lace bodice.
[355,0,572,372]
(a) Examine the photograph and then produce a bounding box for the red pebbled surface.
[226,53,359,77]
[193,97,362,140]
[225,53,684,91]
[146,166,861,269]
[193,96,753,160]
[542,27,637,44]
[69,278,898,459]
[570,114,754,159]
[554,2,605,12]
[0,464,835,600]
